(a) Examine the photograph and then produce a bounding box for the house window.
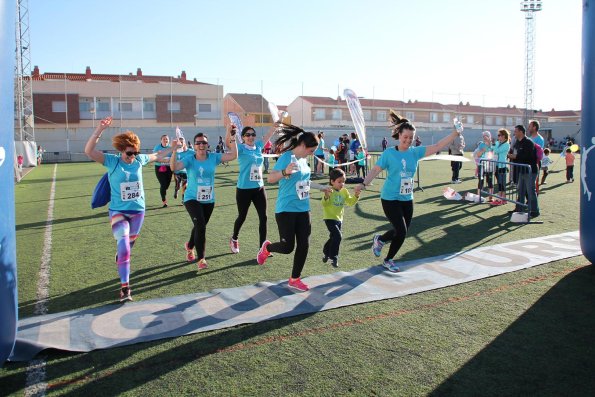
[467,115,474,124]
[430,112,438,122]
[79,102,91,112]
[97,102,110,112]
[405,112,415,121]
[168,102,181,113]
[377,111,387,121]
[496,116,503,125]
[506,117,513,125]
[118,103,133,112]
[313,108,325,120]
[198,104,211,113]
[443,113,451,122]
[52,101,66,113]
[332,109,342,120]
[516,117,523,125]
[143,100,155,112]
[485,116,493,125]
[363,110,372,121]
[255,114,272,123]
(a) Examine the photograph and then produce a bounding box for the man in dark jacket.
[508,125,540,217]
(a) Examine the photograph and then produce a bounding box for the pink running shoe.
[197,258,208,270]
[184,242,195,262]
[230,237,240,254]
[257,240,271,265]
[288,277,309,292]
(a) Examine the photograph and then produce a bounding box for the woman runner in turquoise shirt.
[256,123,331,292]
[85,116,171,302]
[230,126,276,254]
[355,110,462,272]
[170,127,237,270]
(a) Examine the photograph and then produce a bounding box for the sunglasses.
[243,133,256,137]
[125,151,141,156]
[194,141,208,145]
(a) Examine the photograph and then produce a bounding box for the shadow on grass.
[2,268,379,395]
[351,197,523,260]
[16,212,108,231]
[430,264,595,397]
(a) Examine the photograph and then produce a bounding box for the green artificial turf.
[1,155,592,396]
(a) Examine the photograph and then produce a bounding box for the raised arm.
[221,125,238,162]
[262,125,276,146]
[168,139,185,171]
[425,130,461,157]
[84,116,112,164]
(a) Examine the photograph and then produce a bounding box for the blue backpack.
[91,159,119,209]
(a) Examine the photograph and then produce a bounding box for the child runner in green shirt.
[321,168,360,267]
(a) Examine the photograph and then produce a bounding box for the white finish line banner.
[10,231,581,361]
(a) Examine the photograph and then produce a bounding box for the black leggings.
[184,200,215,261]
[379,199,413,261]
[496,168,507,192]
[356,164,366,178]
[232,187,268,246]
[174,172,187,195]
[323,220,342,261]
[155,165,173,201]
[268,212,311,279]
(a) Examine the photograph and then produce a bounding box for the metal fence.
[478,159,540,223]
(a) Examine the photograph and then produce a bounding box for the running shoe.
[382,259,400,273]
[174,190,178,199]
[322,255,329,263]
[162,200,168,208]
[230,238,240,254]
[257,240,271,265]
[119,286,132,302]
[331,258,339,268]
[197,258,208,270]
[184,242,195,262]
[288,277,310,292]
[372,234,385,257]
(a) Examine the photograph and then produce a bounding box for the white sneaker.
[230,238,240,254]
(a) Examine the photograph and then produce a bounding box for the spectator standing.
[448,132,465,183]
[507,125,539,217]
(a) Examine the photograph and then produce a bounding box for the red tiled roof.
[226,93,270,113]
[29,69,210,85]
[299,95,551,116]
[542,110,581,117]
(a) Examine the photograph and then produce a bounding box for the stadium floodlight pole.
[520,0,542,127]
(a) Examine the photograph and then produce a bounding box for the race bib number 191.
[296,180,310,200]
[399,178,413,195]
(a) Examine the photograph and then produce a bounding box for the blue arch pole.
[582,0,595,264]
[0,0,18,366]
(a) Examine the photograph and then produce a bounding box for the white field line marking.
[24,163,57,397]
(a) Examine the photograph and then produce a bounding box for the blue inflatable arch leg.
[581,0,595,264]
[0,0,18,366]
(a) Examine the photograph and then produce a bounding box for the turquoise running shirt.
[237,140,265,189]
[376,146,426,201]
[182,153,222,204]
[274,151,311,213]
[104,153,150,212]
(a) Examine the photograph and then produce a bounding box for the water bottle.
[290,154,299,173]
[453,118,464,133]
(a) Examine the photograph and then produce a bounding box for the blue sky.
[28,0,582,110]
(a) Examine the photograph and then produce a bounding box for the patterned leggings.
[109,210,145,284]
